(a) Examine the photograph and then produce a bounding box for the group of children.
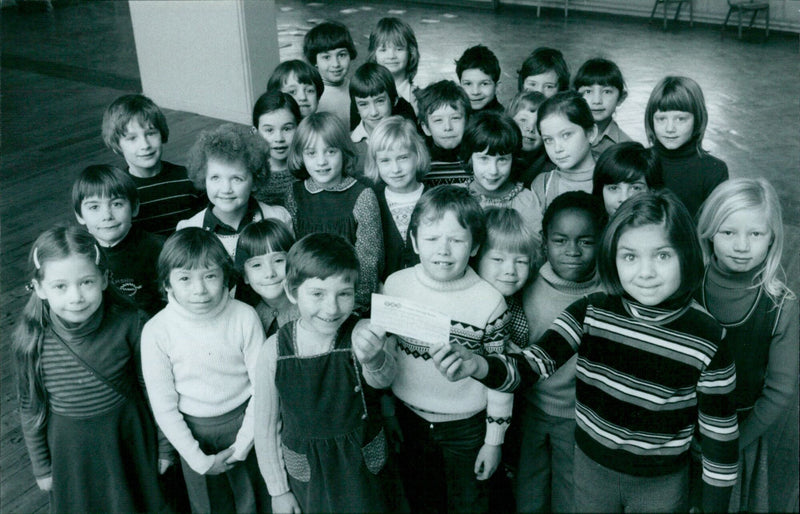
[13,12,797,514]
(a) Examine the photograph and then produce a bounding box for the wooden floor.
[2,0,798,511]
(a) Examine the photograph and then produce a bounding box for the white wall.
[128,0,279,124]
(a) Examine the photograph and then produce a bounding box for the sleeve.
[480,295,590,393]
[514,189,544,242]
[361,334,398,389]
[528,173,547,235]
[18,381,51,479]
[482,297,510,355]
[353,188,384,311]
[253,334,291,496]
[131,312,173,461]
[739,297,799,447]
[231,308,266,462]
[141,321,215,475]
[696,334,739,513]
[284,188,298,221]
[482,298,513,445]
[263,204,295,237]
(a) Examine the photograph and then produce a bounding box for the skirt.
[47,396,166,513]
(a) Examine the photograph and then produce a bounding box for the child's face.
[412,210,478,282]
[653,110,694,150]
[522,70,559,98]
[288,274,355,336]
[471,150,513,193]
[376,146,419,194]
[615,223,681,306]
[302,138,344,188]
[422,105,466,150]
[460,69,498,111]
[244,251,288,302]
[478,248,531,297]
[513,109,541,152]
[355,92,393,133]
[33,254,107,324]
[76,195,135,247]
[539,114,596,172]
[257,108,297,163]
[281,73,318,118]
[118,119,163,177]
[166,265,227,315]
[578,85,624,124]
[315,48,351,86]
[602,180,648,216]
[546,208,598,282]
[375,42,409,77]
[712,207,772,274]
[206,158,253,217]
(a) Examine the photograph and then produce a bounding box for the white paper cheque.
[371,294,451,346]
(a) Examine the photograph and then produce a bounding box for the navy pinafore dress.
[275,317,388,512]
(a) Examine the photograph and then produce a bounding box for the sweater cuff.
[484,417,510,445]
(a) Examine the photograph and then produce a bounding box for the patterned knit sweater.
[383,265,513,445]
[481,293,739,511]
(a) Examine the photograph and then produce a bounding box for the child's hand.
[352,321,387,367]
[206,447,235,475]
[272,491,302,513]
[158,458,172,474]
[474,443,501,481]
[36,476,52,492]
[431,342,485,381]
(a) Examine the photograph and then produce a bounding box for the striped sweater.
[481,293,739,511]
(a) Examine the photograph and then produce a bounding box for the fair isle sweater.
[383,265,513,445]
[521,263,604,418]
[481,293,739,512]
[141,293,265,474]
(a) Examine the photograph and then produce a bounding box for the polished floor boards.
[1,1,798,511]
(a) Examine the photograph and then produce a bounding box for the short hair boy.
[456,44,503,113]
[573,58,632,158]
[102,94,201,237]
[517,47,570,98]
[349,63,417,159]
[303,20,357,127]
[416,80,471,186]
[267,59,325,119]
[72,164,165,315]
[355,184,512,513]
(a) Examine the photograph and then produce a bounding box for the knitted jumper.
[383,265,513,445]
[529,166,594,236]
[701,259,799,448]
[422,143,469,187]
[481,293,739,512]
[130,161,202,237]
[468,181,540,238]
[101,225,164,316]
[654,140,728,217]
[521,263,604,418]
[141,293,264,474]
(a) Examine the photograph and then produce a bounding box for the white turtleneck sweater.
[141,293,265,474]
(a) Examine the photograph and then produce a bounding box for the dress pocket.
[361,428,387,475]
[281,444,311,482]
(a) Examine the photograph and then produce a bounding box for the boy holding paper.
[353,185,512,514]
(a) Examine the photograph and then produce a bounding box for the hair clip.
[25,281,35,293]
[94,244,101,265]
[32,247,41,270]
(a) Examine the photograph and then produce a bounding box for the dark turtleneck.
[653,140,728,217]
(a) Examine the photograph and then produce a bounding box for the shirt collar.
[202,197,261,235]
[351,121,369,143]
[596,120,622,143]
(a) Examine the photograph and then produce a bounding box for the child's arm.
[352,321,398,389]
[739,297,799,448]
[253,333,293,498]
[433,295,591,392]
[18,389,52,489]
[229,307,267,463]
[352,188,384,310]
[141,323,216,474]
[696,335,739,513]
